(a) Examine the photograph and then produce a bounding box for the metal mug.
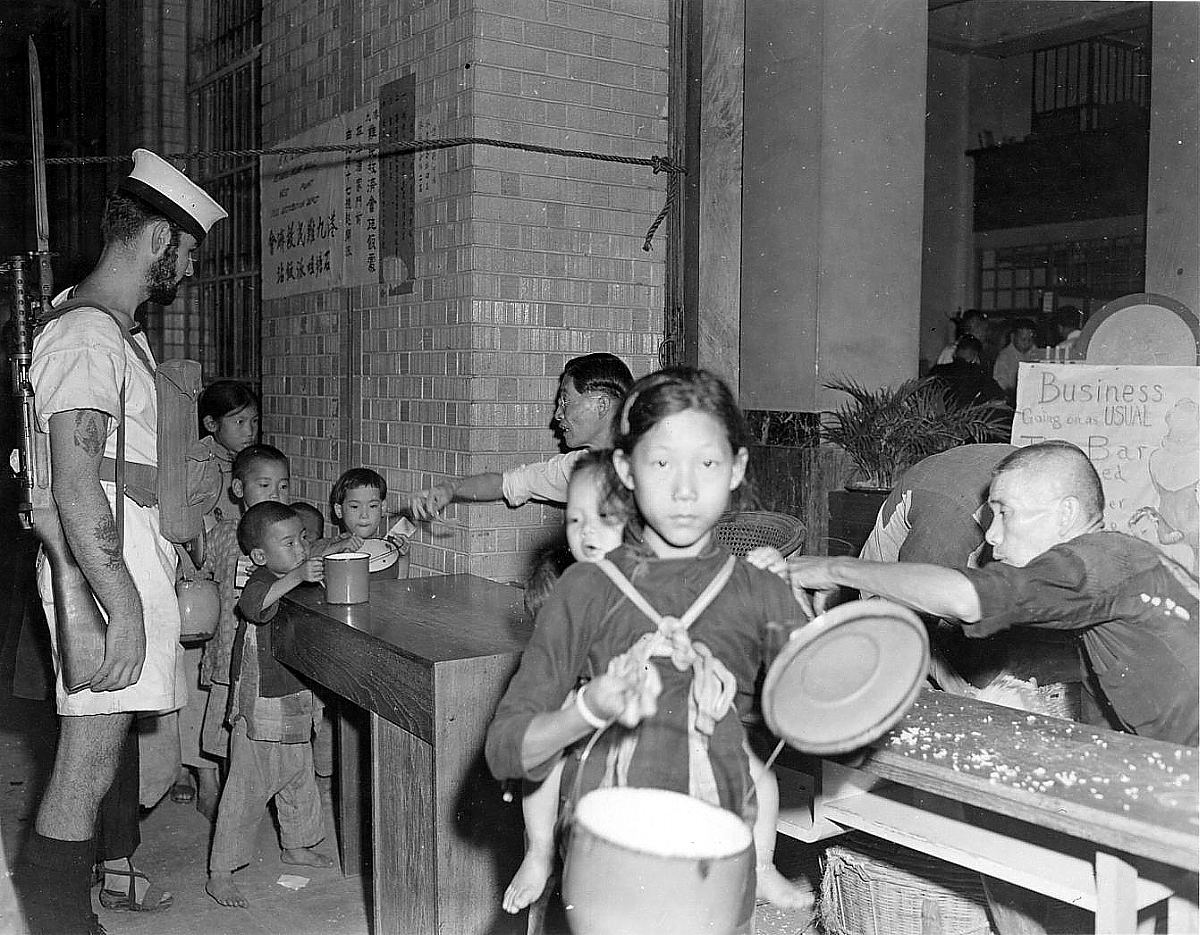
[323,552,370,604]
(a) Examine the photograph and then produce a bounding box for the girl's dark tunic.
[485,543,802,817]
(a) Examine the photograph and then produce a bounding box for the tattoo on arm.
[72,411,107,456]
[95,515,123,570]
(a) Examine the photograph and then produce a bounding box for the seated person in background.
[935,309,989,367]
[789,441,1199,747]
[207,502,333,908]
[329,467,412,578]
[408,352,633,517]
[992,318,1040,402]
[1054,305,1085,356]
[927,336,1006,407]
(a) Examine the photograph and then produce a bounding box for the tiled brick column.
[261,0,667,582]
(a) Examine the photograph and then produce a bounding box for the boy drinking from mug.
[206,501,333,908]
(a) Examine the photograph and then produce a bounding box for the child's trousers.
[209,720,325,873]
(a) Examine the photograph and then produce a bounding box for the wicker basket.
[820,834,995,935]
[964,673,1075,721]
[712,510,806,558]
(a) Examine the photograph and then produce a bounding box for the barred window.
[186,0,262,384]
[977,235,1145,317]
[1031,31,1150,137]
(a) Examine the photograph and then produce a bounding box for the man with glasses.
[790,440,1198,747]
[408,353,633,518]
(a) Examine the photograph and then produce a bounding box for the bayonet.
[28,38,54,315]
[29,38,50,257]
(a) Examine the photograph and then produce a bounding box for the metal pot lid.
[762,599,929,756]
[359,537,398,573]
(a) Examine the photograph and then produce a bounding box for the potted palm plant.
[823,376,1010,552]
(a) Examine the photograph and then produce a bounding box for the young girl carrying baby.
[486,366,810,922]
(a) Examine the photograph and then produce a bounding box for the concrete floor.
[0,522,818,935]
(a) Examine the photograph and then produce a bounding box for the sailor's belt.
[99,457,158,508]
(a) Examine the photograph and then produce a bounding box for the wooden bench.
[769,690,1198,933]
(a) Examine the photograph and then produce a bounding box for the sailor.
[14,149,225,935]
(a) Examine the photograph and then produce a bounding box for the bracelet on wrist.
[574,685,609,730]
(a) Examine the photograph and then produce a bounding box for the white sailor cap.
[116,148,228,242]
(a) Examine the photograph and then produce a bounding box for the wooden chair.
[712,509,806,558]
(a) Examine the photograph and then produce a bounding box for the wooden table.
[775,690,1199,933]
[276,574,532,935]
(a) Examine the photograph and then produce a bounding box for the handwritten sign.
[341,101,380,288]
[261,103,379,299]
[1013,363,1200,571]
[261,121,343,299]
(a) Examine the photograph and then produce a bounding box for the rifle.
[3,254,37,528]
[17,37,108,693]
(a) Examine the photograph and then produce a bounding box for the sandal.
[169,779,195,804]
[98,864,174,912]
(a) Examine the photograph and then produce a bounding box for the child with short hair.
[501,435,811,916]
[292,502,326,548]
[199,443,293,770]
[329,467,412,579]
[206,501,333,907]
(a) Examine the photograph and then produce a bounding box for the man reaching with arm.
[790,440,1199,747]
[407,352,632,518]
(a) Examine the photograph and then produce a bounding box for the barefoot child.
[207,502,333,907]
[488,367,811,921]
[199,443,293,776]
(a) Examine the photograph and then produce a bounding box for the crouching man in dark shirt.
[789,440,1199,747]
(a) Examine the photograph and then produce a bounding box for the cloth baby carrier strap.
[593,555,739,807]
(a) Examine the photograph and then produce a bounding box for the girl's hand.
[583,671,642,723]
[745,546,787,578]
[299,557,325,584]
[588,662,664,728]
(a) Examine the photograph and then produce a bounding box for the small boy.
[330,467,412,578]
[292,501,326,549]
[206,501,333,908]
[200,443,293,772]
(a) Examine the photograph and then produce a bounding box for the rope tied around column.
[0,136,687,252]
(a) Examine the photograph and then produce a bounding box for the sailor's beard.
[145,245,180,306]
